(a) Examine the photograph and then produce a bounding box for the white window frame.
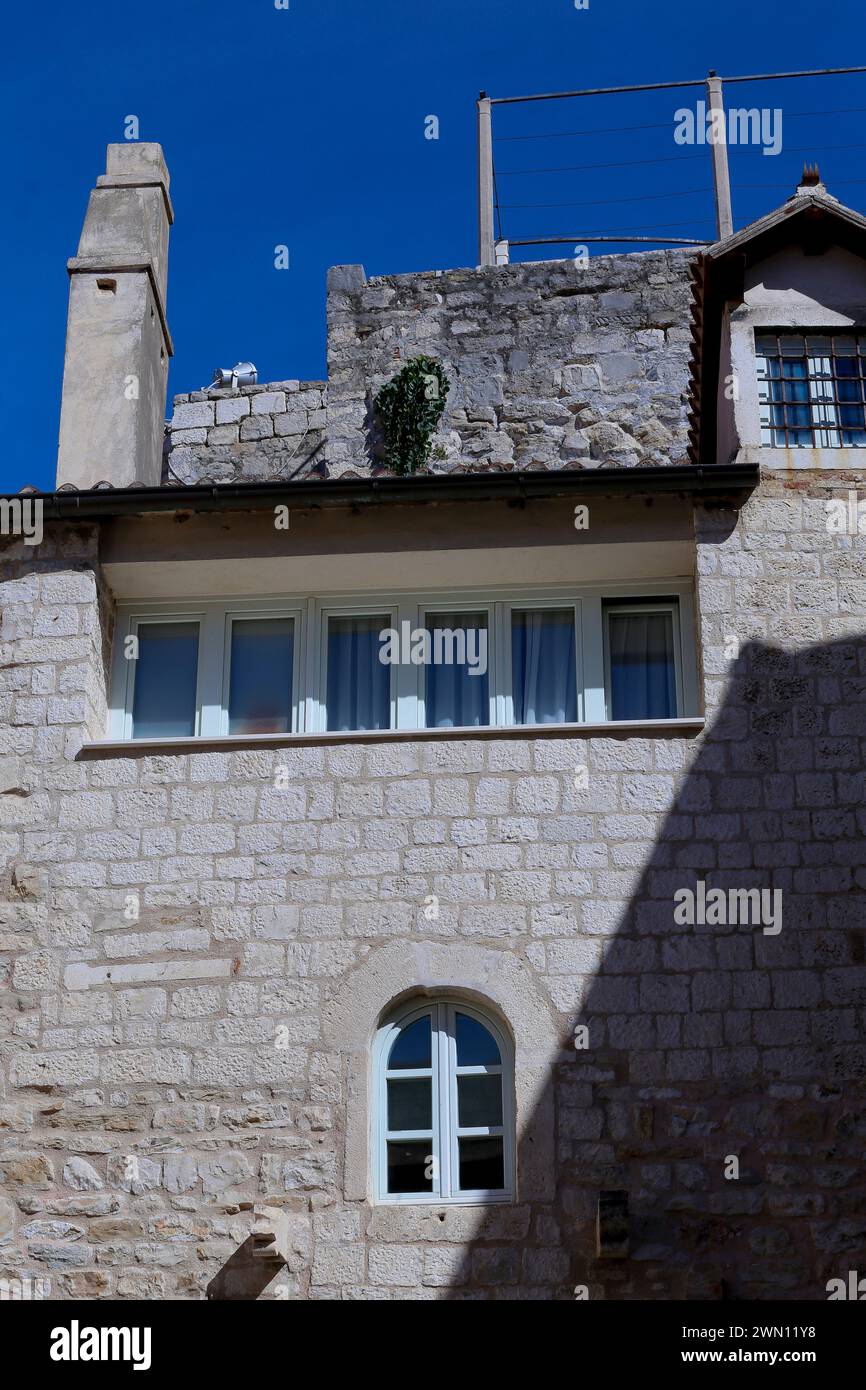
[109,597,307,740]
[501,597,583,728]
[112,609,207,740]
[109,581,698,740]
[373,997,514,1206]
[222,607,304,736]
[312,600,399,734]
[602,597,688,723]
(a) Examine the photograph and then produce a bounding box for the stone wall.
[164,250,695,486]
[325,252,694,477]
[165,381,327,486]
[1,474,865,1300]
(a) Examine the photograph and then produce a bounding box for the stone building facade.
[0,144,864,1301]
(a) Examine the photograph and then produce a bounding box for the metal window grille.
[756,332,866,448]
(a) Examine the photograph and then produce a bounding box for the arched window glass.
[375,998,514,1204]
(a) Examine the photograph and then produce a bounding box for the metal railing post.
[477,93,495,267]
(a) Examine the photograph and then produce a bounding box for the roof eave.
[5,465,761,522]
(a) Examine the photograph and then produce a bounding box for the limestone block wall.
[165,381,327,486]
[0,476,864,1301]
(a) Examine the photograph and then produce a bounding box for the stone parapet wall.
[164,250,696,486]
[165,381,327,486]
[325,251,694,477]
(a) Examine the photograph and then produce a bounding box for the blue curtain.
[425,612,488,728]
[511,609,576,724]
[326,615,390,731]
[608,610,676,720]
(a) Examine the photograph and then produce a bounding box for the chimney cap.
[103,142,170,192]
[793,161,837,202]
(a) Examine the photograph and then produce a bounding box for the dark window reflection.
[388,1014,432,1070]
[387,1141,433,1194]
[456,1012,501,1066]
[458,1136,505,1191]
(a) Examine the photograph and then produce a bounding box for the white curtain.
[512,609,576,725]
[608,610,676,720]
[327,615,390,731]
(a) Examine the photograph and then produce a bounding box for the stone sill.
[79,718,705,759]
[742,447,866,471]
[369,1195,514,1208]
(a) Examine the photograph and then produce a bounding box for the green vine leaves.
[373,356,450,475]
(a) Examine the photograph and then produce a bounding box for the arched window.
[374,998,514,1204]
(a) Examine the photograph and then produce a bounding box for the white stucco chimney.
[56,143,173,490]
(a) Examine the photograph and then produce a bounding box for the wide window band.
[109,585,697,741]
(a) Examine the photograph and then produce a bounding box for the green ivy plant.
[373,355,450,475]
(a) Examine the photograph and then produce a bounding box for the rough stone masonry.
[165,250,694,485]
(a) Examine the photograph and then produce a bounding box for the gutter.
[9,464,760,521]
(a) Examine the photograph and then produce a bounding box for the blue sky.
[2,0,865,491]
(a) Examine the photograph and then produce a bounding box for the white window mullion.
[494,602,510,727]
[439,1003,455,1201]
[395,601,420,730]
[305,599,323,732]
[428,1013,442,1201]
[485,604,497,728]
[291,607,305,733]
[198,608,226,737]
[573,601,585,724]
[377,1042,389,1203]
[581,594,606,722]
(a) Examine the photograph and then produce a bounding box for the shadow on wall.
[206,1237,275,1301]
[447,634,866,1300]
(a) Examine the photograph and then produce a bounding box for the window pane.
[387,1141,433,1194]
[607,608,676,721]
[388,1078,432,1132]
[456,1012,501,1066]
[458,1136,504,1191]
[326,615,391,731]
[388,1015,431,1070]
[228,617,293,735]
[511,608,577,724]
[132,622,198,739]
[457,1074,503,1128]
[424,612,489,729]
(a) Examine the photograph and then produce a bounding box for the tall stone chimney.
[56,143,173,490]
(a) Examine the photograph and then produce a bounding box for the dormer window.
[756,332,866,448]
